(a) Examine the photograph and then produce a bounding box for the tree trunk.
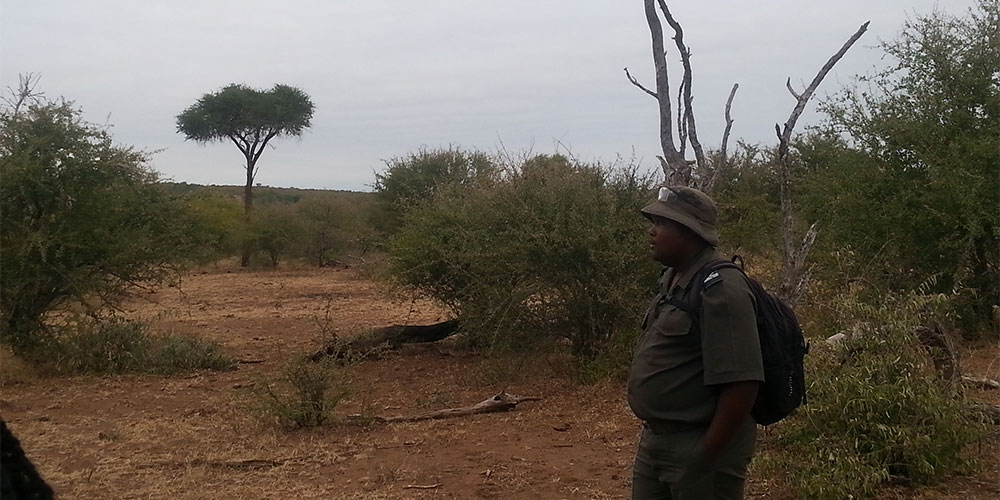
[241,154,255,267]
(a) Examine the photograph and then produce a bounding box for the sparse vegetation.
[249,357,350,428]
[0,3,995,499]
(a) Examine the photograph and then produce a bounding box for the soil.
[1,266,997,499]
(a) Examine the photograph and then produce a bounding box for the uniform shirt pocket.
[649,304,693,338]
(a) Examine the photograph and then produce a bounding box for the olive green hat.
[641,185,719,246]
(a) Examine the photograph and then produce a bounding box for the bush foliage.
[0,97,195,349]
[389,154,658,359]
[773,291,985,499]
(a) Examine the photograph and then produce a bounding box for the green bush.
[1,96,194,349]
[373,147,497,232]
[295,194,377,267]
[814,2,999,333]
[250,357,349,428]
[40,318,234,375]
[389,154,657,359]
[774,291,986,499]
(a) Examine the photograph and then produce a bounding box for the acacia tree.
[626,0,867,305]
[176,84,314,266]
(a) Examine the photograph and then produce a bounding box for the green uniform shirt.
[627,248,764,425]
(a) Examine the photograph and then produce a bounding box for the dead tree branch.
[354,392,542,424]
[776,21,869,161]
[639,0,689,183]
[2,73,44,119]
[776,21,869,306]
[677,83,687,157]
[785,77,802,100]
[701,83,739,194]
[658,0,706,174]
[624,67,657,98]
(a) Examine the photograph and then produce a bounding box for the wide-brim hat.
[641,185,719,246]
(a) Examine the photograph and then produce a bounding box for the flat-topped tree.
[177,83,314,266]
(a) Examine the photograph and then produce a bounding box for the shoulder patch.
[702,270,723,290]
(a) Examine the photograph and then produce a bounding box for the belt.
[643,420,707,435]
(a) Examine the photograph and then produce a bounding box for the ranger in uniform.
[628,185,763,500]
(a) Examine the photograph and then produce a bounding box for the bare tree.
[626,0,737,188]
[775,21,869,305]
[628,1,869,306]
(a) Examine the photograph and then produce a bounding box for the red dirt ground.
[1,266,996,499]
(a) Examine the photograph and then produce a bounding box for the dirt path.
[1,267,996,499]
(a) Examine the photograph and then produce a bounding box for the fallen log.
[308,320,460,362]
[349,391,541,424]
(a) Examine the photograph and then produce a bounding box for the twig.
[403,484,442,490]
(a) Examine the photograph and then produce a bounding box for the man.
[628,185,763,500]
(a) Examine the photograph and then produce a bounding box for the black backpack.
[668,256,809,425]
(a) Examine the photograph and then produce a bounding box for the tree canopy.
[176,83,314,191]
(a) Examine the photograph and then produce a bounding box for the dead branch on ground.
[351,392,541,424]
[403,484,442,490]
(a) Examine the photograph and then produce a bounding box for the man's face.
[648,217,689,266]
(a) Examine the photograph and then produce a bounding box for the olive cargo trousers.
[632,418,756,500]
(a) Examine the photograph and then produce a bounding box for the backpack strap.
[666,256,746,328]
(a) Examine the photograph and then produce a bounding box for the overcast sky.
[1,1,976,191]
